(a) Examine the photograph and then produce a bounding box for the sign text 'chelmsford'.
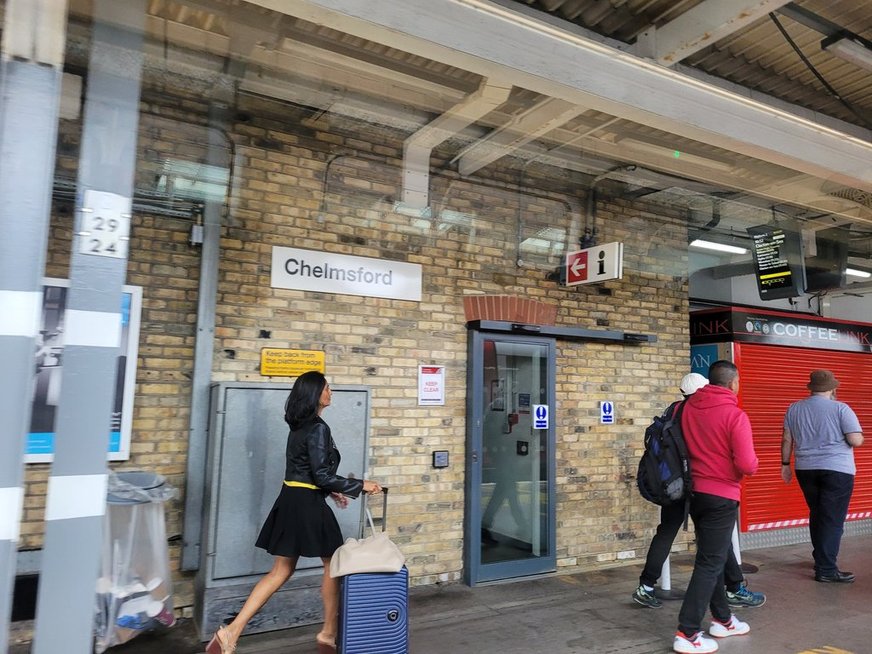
[284,258,394,285]
[270,246,422,301]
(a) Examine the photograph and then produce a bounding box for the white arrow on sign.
[564,242,623,287]
[570,257,585,277]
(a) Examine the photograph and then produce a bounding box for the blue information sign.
[533,404,549,429]
[600,401,614,424]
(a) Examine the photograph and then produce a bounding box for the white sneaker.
[708,614,750,638]
[674,631,719,653]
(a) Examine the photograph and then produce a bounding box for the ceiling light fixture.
[689,239,748,255]
[846,267,872,279]
[821,35,872,73]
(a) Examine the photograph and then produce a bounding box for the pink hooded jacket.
[681,384,758,501]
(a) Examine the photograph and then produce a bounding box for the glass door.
[465,330,556,584]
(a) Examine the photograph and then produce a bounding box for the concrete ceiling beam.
[246,0,872,193]
[634,0,792,65]
[455,97,587,176]
[401,79,512,210]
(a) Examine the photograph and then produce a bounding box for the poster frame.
[26,277,142,463]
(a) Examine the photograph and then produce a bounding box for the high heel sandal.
[205,625,236,653]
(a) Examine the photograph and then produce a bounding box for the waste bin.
[94,471,177,653]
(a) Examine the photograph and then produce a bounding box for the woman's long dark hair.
[284,370,327,430]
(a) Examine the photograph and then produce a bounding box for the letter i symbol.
[597,251,606,275]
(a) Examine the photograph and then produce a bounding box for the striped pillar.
[31,2,145,652]
[0,0,68,648]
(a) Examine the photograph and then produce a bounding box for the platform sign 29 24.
[78,190,131,259]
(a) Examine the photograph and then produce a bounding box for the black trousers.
[677,493,737,635]
[640,500,744,591]
[796,469,854,575]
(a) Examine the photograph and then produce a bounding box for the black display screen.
[747,224,805,300]
[804,226,849,292]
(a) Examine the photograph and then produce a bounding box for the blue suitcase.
[338,567,409,653]
[338,490,409,654]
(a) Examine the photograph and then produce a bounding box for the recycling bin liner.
[94,471,177,653]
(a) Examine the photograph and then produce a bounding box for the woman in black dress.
[207,371,381,653]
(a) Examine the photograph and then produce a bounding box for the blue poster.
[27,279,141,462]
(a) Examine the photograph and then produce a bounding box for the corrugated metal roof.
[515,0,872,130]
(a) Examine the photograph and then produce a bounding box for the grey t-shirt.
[784,395,863,475]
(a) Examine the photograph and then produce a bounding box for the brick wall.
[27,89,692,608]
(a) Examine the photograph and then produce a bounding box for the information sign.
[533,404,549,429]
[564,242,623,286]
[600,401,614,424]
[747,224,805,300]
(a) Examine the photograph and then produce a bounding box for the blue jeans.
[640,501,744,591]
[795,469,854,575]
[677,493,737,635]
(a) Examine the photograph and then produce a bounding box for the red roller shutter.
[735,343,872,532]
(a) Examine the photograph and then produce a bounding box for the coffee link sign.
[691,308,872,354]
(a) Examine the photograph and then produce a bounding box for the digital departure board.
[805,226,849,292]
[747,224,805,300]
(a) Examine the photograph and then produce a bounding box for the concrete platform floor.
[11,537,870,653]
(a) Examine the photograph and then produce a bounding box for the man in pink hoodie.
[672,360,759,654]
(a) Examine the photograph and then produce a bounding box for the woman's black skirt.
[255,485,344,558]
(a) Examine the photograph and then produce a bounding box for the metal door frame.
[464,328,557,585]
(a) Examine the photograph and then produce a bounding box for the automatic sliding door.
[466,331,556,584]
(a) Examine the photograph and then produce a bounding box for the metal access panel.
[195,382,370,639]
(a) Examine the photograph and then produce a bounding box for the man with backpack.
[633,373,765,610]
[672,361,758,654]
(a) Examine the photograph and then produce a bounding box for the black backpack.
[636,400,692,517]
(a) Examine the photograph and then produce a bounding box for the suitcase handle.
[363,487,389,535]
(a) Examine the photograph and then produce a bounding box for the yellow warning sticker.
[260,348,325,377]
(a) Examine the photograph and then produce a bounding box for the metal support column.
[31,2,145,652]
[0,1,68,650]
[180,52,246,570]
[180,96,232,570]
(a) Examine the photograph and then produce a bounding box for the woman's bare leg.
[219,555,297,647]
[317,557,340,645]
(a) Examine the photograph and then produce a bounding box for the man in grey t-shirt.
[782,370,864,583]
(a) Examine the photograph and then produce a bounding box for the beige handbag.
[329,488,405,578]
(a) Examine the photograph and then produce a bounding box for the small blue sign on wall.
[533,404,549,429]
[600,401,614,424]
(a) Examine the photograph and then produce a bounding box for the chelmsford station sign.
[271,246,422,301]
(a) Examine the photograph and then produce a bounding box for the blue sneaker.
[726,582,765,607]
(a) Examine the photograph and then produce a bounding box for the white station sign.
[564,242,624,286]
[271,246,422,301]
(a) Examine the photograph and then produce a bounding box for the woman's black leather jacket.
[284,417,364,497]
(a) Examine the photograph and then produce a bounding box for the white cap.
[680,372,709,395]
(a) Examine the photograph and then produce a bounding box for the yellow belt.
[284,480,318,490]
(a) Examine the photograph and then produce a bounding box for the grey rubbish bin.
[95,471,177,653]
